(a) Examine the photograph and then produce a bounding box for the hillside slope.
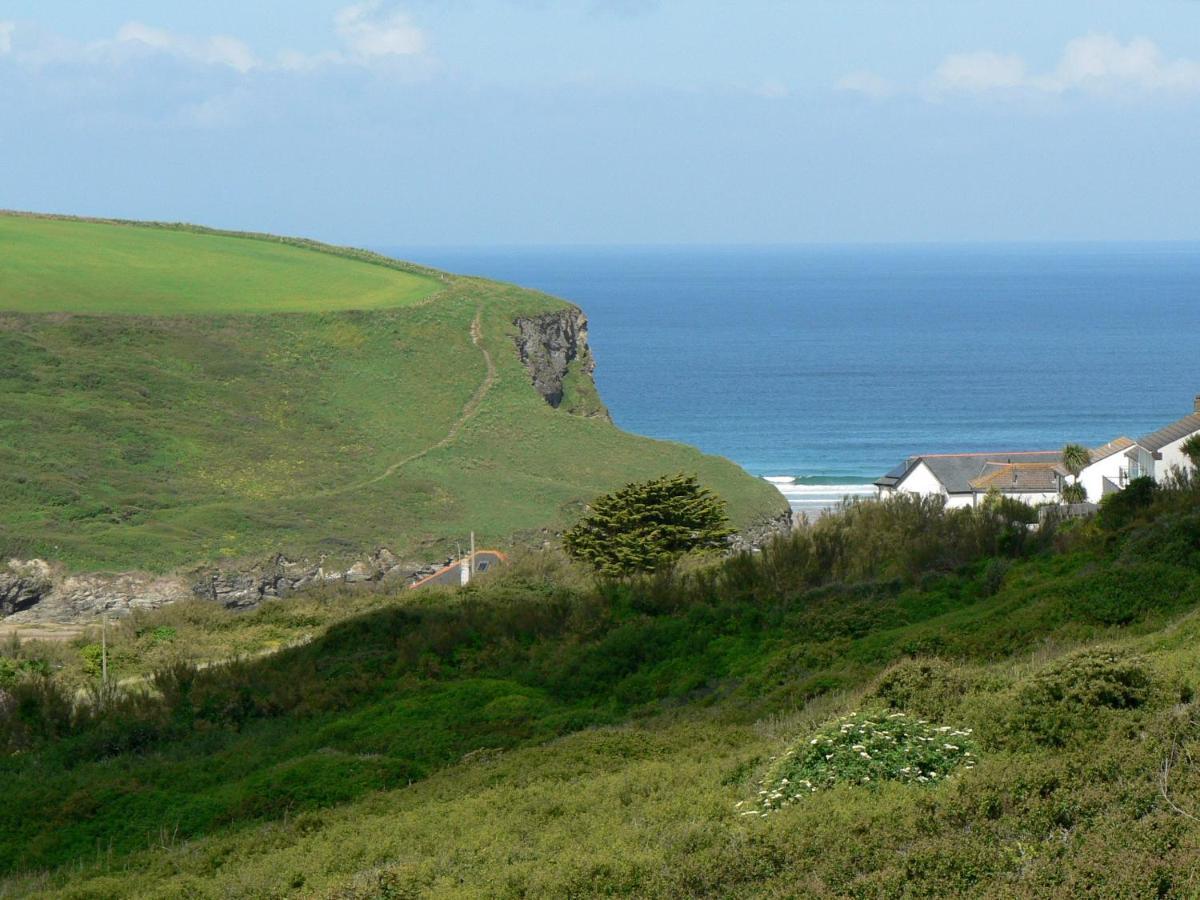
[4,487,1200,896]
[0,213,786,572]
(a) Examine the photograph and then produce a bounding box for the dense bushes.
[738,493,1047,599]
[871,658,975,721]
[1098,475,1158,531]
[5,488,1200,885]
[1004,649,1158,747]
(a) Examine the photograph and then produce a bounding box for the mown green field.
[0,215,439,314]
[3,487,1200,896]
[0,214,786,571]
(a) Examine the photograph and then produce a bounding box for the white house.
[1077,436,1145,501]
[1138,398,1200,484]
[874,395,1200,508]
[875,450,1069,508]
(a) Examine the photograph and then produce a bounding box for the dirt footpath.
[0,622,88,643]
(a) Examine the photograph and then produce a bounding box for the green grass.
[0,215,439,315]
[0,214,786,571]
[6,491,1200,895]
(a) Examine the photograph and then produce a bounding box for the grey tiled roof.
[917,451,1063,494]
[1089,436,1135,461]
[873,460,910,488]
[1138,413,1200,452]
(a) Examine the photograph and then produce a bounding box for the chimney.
[1194,394,1200,414]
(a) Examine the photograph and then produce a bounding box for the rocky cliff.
[513,308,609,419]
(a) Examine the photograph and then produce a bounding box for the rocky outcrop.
[513,308,601,412]
[0,559,53,617]
[1,548,459,622]
[190,548,439,610]
[728,510,795,553]
[2,562,190,624]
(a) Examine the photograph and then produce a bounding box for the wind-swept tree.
[1060,443,1091,504]
[563,474,734,578]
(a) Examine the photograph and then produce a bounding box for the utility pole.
[470,531,475,576]
[101,615,109,688]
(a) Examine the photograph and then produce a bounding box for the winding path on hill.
[324,306,497,496]
[136,305,496,515]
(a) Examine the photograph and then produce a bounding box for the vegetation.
[5,484,1200,896]
[1060,442,1091,503]
[563,474,735,577]
[0,213,785,571]
[752,709,976,813]
[1182,433,1200,469]
[0,214,441,315]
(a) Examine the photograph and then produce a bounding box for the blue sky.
[3,1,1200,245]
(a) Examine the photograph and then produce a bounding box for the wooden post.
[101,616,109,688]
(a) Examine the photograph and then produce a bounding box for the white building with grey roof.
[874,395,1200,508]
[1137,401,1200,484]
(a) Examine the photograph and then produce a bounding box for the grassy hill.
[3,485,1200,896]
[0,214,439,315]
[0,213,786,572]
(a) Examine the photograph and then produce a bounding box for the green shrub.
[79,643,104,678]
[0,657,50,686]
[1005,649,1157,747]
[750,709,976,814]
[870,658,972,721]
[1059,562,1198,626]
[759,492,1047,591]
[981,557,1012,597]
[1098,476,1157,531]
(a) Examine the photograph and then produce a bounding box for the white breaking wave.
[762,478,876,516]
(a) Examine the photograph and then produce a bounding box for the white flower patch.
[743,709,978,816]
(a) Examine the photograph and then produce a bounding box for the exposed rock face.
[1,548,456,622]
[0,559,53,617]
[728,510,795,553]
[192,548,437,610]
[513,308,598,411]
[2,562,190,624]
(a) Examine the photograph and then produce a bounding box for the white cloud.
[3,7,428,76]
[115,21,259,73]
[933,51,1026,92]
[929,35,1200,97]
[1052,35,1200,93]
[335,2,425,60]
[835,70,895,100]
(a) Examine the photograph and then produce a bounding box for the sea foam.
[763,477,876,516]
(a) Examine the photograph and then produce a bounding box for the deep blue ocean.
[388,244,1200,514]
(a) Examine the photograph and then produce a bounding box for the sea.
[386,244,1200,518]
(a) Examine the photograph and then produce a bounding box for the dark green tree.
[563,474,734,577]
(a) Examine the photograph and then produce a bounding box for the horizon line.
[379,238,1200,252]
